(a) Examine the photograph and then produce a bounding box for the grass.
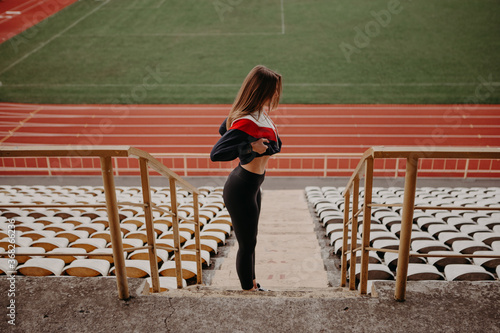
[0,0,499,104]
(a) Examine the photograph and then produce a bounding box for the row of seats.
[0,185,232,291]
[305,186,500,283]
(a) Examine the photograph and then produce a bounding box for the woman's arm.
[210,118,271,164]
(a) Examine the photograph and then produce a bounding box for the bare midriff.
[241,156,270,175]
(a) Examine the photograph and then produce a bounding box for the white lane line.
[3,131,498,139]
[0,0,49,25]
[3,121,499,129]
[0,0,110,76]
[280,0,285,34]
[1,113,499,119]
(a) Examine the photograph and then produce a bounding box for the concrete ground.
[1,277,499,333]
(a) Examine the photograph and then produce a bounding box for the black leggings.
[223,164,265,290]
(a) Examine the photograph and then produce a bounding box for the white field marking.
[0,0,110,76]
[4,82,500,87]
[5,11,22,15]
[156,0,166,9]
[62,31,282,37]
[281,0,285,34]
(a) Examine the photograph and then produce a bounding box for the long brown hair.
[227,65,282,128]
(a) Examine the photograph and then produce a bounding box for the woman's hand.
[251,138,269,154]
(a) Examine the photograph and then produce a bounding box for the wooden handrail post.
[359,157,374,295]
[139,157,160,293]
[395,156,418,301]
[349,176,360,290]
[169,178,184,289]
[340,190,350,287]
[193,193,203,284]
[100,156,129,300]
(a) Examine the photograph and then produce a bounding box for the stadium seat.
[125,231,157,243]
[145,276,187,292]
[426,251,471,271]
[90,231,114,243]
[427,224,459,238]
[406,264,445,280]
[16,222,44,232]
[88,248,114,263]
[477,217,500,229]
[451,240,491,254]
[183,239,217,254]
[63,259,110,277]
[55,230,89,243]
[390,224,420,237]
[412,240,450,253]
[369,231,398,244]
[74,223,106,235]
[372,239,400,253]
[31,237,69,251]
[202,223,231,236]
[119,238,144,249]
[460,225,492,236]
[444,264,495,281]
[159,231,191,243]
[17,258,65,276]
[473,232,500,246]
[70,238,107,252]
[62,217,92,226]
[334,238,362,255]
[416,218,446,230]
[155,239,176,253]
[354,263,394,281]
[446,217,476,229]
[384,252,426,270]
[128,248,170,263]
[14,247,46,264]
[174,249,211,265]
[438,232,473,246]
[48,247,87,264]
[20,230,56,241]
[345,251,381,266]
[159,260,198,279]
[34,217,63,225]
[200,231,226,244]
[110,259,150,278]
[409,231,435,241]
[472,251,500,271]
[0,258,17,275]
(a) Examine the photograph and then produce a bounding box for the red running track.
[0,0,79,43]
[1,103,500,177]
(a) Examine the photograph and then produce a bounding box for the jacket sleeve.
[210,119,257,164]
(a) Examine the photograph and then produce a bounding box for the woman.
[210,65,282,291]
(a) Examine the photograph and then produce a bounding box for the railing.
[1,152,499,178]
[0,145,202,300]
[341,146,500,301]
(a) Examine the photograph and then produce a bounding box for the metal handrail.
[3,151,499,178]
[0,145,203,300]
[341,146,500,301]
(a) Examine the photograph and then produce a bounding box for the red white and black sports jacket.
[210,111,282,165]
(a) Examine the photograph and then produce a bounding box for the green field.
[0,0,499,104]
